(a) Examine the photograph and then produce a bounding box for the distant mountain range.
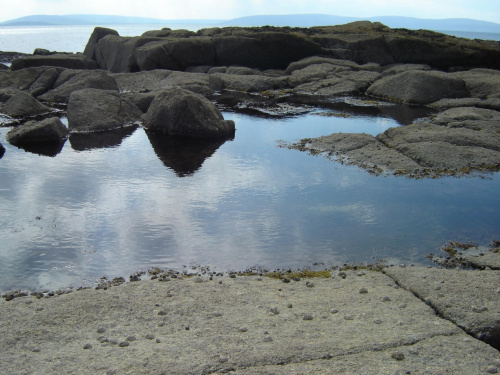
[1,14,500,33]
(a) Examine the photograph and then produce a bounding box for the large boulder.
[7,117,68,146]
[134,37,216,71]
[38,70,118,103]
[83,27,120,61]
[67,89,143,133]
[142,87,235,138]
[0,90,51,117]
[10,53,98,71]
[367,70,469,104]
[0,66,61,92]
[94,34,163,72]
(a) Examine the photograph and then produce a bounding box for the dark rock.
[67,89,142,133]
[367,70,468,104]
[33,48,52,56]
[0,66,61,92]
[0,142,4,159]
[0,63,8,70]
[135,37,216,71]
[28,67,60,97]
[209,73,286,93]
[83,27,120,61]
[1,90,51,117]
[7,117,67,144]
[142,87,235,138]
[10,53,98,71]
[38,70,119,103]
[94,34,164,72]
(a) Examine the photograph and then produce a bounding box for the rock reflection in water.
[69,125,138,151]
[146,131,234,177]
[10,139,66,157]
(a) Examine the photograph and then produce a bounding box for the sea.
[0,24,499,292]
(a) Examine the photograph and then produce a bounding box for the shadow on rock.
[146,130,233,177]
[69,125,138,151]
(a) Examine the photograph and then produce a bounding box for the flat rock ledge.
[1,268,499,375]
[287,107,500,178]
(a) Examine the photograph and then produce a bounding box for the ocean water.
[0,25,499,292]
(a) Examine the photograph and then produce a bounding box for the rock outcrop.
[82,22,500,73]
[67,89,142,133]
[142,87,235,138]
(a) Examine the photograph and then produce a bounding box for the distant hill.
[1,14,499,34]
[0,14,220,26]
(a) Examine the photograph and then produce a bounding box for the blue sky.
[0,0,499,23]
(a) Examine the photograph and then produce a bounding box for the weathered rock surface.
[10,53,98,71]
[1,273,500,375]
[366,70,469,104]
[384,267,500,349]
[0,66,61,92]
[6,117,68,146]
[0,90,51,117]
[82,27,120,61]
[38,70,118,103]
[84,23,500,73]
[143,87,235,138]
[289,105,500,177]
[67,89,142,133]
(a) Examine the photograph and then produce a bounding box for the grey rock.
[0,142,4,158]
[385,267,500,348]
[367,70,469,104]
[1,90,51,117]
[67,89,142,133]
[209,73,286,93]
[10,54,98,71]
[28,67,60,97]
[83,27,120,61]
[7,117,68,146]
[39,70,119,103]
[142,87,235,138]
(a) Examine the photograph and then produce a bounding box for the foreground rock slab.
[1,273,499,374]
[384,267,500,348]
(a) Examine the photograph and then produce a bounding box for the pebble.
[374,319,383,324]
[269,307,280,315]
[96,327,106,334]
[344,315,354,320]
[330,309,339,314]
[282,278,290,283]
[145,334,155,340]
[218,356,229,363]
[391,352,405,361]
[158,310,168,316]
[359,288,368,294]
[287,304,293,308]
[472,305,488,313]
[119,342,129,347]
[339,272,347,279]
[306,281,315,288]
[382,296,391,302]
[239,327,248,332]
[83,344,92,350]
[303,314,314,321]
[156,338,161,343]
[126,336,136,342]
[486,366,498,374]
[263,336,273,342]
[158,322,166,327]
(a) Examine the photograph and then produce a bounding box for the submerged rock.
[142,87,235,138]
[67,88,142,133]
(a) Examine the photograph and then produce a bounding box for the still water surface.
[1,108,499,292]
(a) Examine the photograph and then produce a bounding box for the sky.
[0,0,499,23]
